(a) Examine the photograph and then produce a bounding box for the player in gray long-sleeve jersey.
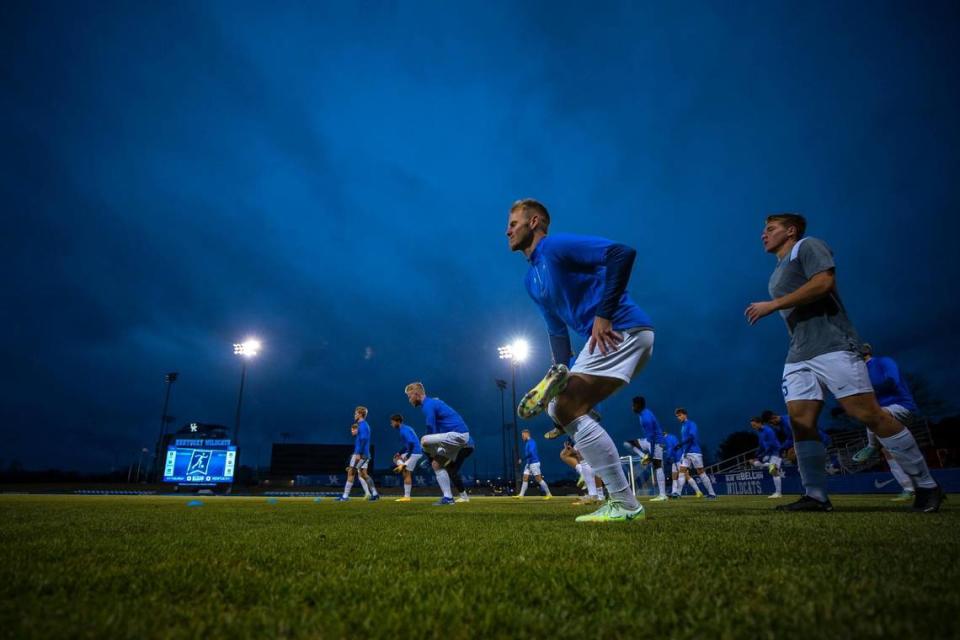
[745,213,943,513]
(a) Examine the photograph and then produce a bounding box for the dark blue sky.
[2,1,957,474]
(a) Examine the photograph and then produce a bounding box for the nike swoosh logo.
[874,479,896,488]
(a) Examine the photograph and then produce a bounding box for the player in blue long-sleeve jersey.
[674,408,717,499]
[750,417,784,498]
[337,406,379,501]
[661,431,686,498]
[514,430,552,499]
[390,414,423,502]
[405,381,471,506]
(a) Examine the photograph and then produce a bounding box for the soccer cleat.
[518,364,569,419]
[775,495,833,512]
[395,496,412,502]
[512,495,523,499]
[575,500,645,523]
[705,494,718,500]
[432,497,455,506]
[393,464,405,474]
[695,491,704,498]
[335,496,349,502]
[912,485,945,513]
[852,445,877,463]
[543,494,553,501]
[544,427,565,440]
[768,493,783,499]
[368,494,380,502]
[768,464,777,475]
[891,490,914,502]
[576,476,586,489]
[650,495,668,502]
[573,496,600,505]
[455,496,470,503]
[640,455,651,465]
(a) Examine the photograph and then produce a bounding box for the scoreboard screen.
[163,439,237,484]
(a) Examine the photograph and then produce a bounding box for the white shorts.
[523,462,542,477]
[570,328,654,384]
[755,455,782,471]
[421,431,471,461]
[680,452,704,470]
[781,350,873,403]
[348,455,369,470]
[400,453,423,472]
[670,462,679,475]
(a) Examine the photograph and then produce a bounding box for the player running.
[850,344,918,501]
[506,198,653,523]
[514,429,553,499]
[674,408,716,499]
[745,213,943,512]
[749,417,784,498]
[405,382,471,507]
[390,414,423,502]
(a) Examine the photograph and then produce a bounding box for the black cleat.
[912,485,946,513]
[775,495,833,512]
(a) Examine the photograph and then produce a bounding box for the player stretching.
[674,408,716,498]
[750,417,784,498]
[405,382,471,507]
[633,396,667,501]
[506,198,652,523]
[448,436,475,502]
[560,438,604,504]
[850,344,918,501]
[337,414,379,502]
[514,429,553,499]
[390,414,423,502]
[746,213,943,512]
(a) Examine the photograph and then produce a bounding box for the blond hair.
[355,406,368,418]
[510,198,550,231]
[404,381,425,395]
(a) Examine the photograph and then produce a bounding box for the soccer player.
[850,343,918,501]
[515,429,553,499]
[675,408,717,499]
[405,381,471,506]
[336,415,379,502]
[560,438,604,504]
[749,417,783,498]
[745,213,943,512]
[761,410,794,462]
[390,414,423,502]
[448,436,475,502]
[506,198,652,523]
[633,396,667,501]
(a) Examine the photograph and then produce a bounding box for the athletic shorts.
[756,455,782,471]
[679,452,704,469]
[348,455,369,470]
[570,328,655,384]
[400,453,423,472]
[523,462,542,477]
[421,431,471,461]
[781,350,873,403]
[636,438,664,461]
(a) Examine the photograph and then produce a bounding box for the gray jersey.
[768,237,861,363]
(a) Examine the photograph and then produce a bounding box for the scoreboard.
[163,438,237,484]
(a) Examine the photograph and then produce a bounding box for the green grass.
[1,494,959,639]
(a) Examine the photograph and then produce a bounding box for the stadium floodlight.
[498,338,529,362]
[498,337,530,491]
[233,338,261,357]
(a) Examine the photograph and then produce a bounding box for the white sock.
[656,468,666,497]
[366,477,378,496]
[539,480,551,495]
[342,480,353,499]
[699,473,716,497]
[596,483,606,500]
[773,475,782,494]
[358,477,370,497]
[887,459,913,492]
[459,491,469,500]
[795,440,828,501]
[579,463,597,496]
[435,468,453,499]
[567,414,638,509]
[879,430,935,489]
[519,480,529,496]
[686,475,700,493]
[672,476,681,496]
[866,428,878,448]
[404,482,412,498]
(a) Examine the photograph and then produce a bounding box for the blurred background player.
[750,416,783,498]
[506,198,653,523]
[515,429,553,500]
[560,438,605,504]
[405,381,470,507]
[761,411,794,463]
[850,343,918,501]
[662,430,683,498]
[746,213,942,512]
[675,408,717,499]
[390,413,422,502]
[337,418,378,502]
[448,436,475,503]
[632,396,667,501]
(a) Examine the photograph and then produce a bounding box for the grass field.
[2,494,959,639]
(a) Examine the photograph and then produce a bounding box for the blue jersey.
[638,408,663,444]
[756,426,780,459]
[354,420,371,456]
[776,415,794,451]
[819,429,832,447]
[396,424,422,456]
[867,356,917,412]
[525,233,653,354]
[663,433,680,461]
[420,397,469,434]
[679,420,702,455]
[524,439,540,464]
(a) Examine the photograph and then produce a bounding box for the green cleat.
[518,364,569,419]
[852,445,876,464]
[575,500,645,523]
[650,495,668,502]
[891,490,914,502]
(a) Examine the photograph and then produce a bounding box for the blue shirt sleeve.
[544,233,637,320]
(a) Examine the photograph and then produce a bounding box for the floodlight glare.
[233,338,262,357]
[511,339,530,363]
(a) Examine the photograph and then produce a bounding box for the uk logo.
[187,450,212,476]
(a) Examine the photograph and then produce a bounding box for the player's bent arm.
[772,270,836,311]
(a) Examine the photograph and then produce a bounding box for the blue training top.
[639,408,663,445]
[420,397,469,434]
[679,419,702,455]
[525,232,653,364]
[663,433,680,461]
[396,424,422,456]
[524,439,540,464]
[756,425,780,459]
[867,356,918,412]
[354,420,371,457]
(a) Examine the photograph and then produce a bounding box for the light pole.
[152,372,178,482]
[135,447,149,482]
[498,339,529,491]
[495,379,508,483]
[232,338,261,447]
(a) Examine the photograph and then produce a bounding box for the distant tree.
[716,431,758,462]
